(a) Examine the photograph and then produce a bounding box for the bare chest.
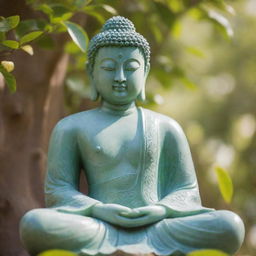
[77,112,143,184]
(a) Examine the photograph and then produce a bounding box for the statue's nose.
[114,67,126,83]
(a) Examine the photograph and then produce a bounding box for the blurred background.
[0,0,255,255]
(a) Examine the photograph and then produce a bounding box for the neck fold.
[100,101,137,116]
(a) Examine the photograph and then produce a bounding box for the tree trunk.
[0,2,70,251]
[0,46,69,256]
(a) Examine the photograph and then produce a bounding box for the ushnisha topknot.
[101,16,135,32]
[87,16,150,74]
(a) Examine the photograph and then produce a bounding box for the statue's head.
[87,16,150,102]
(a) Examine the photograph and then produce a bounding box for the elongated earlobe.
[88,69,99,101]
[86,63,99,101]
[90,83,99,101]
[137,86,146,101]
[137,66,149,102]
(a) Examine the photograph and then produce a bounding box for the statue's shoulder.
[53,108,99,134]
[141,107,182,130]
[140,107,184,137]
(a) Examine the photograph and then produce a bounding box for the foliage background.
[0,0,255,255]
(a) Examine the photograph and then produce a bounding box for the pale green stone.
[20,16,244,256]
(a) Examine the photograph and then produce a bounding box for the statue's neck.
[100,101,137,116]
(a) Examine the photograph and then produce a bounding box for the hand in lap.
[92,204,168,228]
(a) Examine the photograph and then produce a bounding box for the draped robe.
[20,108,244,256]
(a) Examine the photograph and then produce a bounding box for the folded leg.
[149,210,245,255]
[20,209,244,256]
[20,208,111,255]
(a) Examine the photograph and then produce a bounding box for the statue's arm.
[45,120,100,216]
[156,118,213,217]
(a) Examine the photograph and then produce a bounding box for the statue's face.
[92,47,147,105]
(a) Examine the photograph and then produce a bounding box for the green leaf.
[75,55,87,70]
[37,4,53,16]
[38,249,77,256]
[55,23,67,33]
[0,15,20,32]
[171,21,182,39]
[154,2,175,28]
[1,40,19,49]
[37,4,73,24]
[50,5,73,23]
[0,64,16,93]
[15,19,46,38]
[186,47,205,58]
[6,15,20,30]
[84,0,93,5]
[167,0,184,13]
[215,166,233,203]
[0,31,5,41]
[20,31,43,45]
[74,0,93,8]
[50,13,73,24]
[0,17,9,32]
[187,249,229,256]
[207,10,233,38]
[64,21,88,52]
[151,22,163,43]
[51,5,72,16]
[64,41,80,54]
[188,8,205,20]
[180,77,197,90]
[83,6,105,24]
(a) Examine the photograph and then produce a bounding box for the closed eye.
[101,66,115,71]
[125,61,140,71]
[125,67,137,71]
[100,59,116,71]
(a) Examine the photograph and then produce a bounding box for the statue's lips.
[112,84,127,91]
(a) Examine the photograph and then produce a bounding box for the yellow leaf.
[215,166,233,203]
[38,249,77,256]
[1,61,14,72]
[21,45,34,55]
[102,5,117,15]
[187,249,229,256]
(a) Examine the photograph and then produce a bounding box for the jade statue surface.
[20,16,245,256]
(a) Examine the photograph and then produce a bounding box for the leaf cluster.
[0,0,118,92]
[0,0,234,94]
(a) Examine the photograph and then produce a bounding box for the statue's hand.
[91,204,168,228]
[117,205,168,228]
[91,203,133,226]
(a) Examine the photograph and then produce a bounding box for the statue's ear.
[137,86,146,102]
[87,64,99,101]
[137,64,150,102]
[90,83,99,101]
[145,64,150,79]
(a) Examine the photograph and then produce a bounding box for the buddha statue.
[20,16,245,256]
